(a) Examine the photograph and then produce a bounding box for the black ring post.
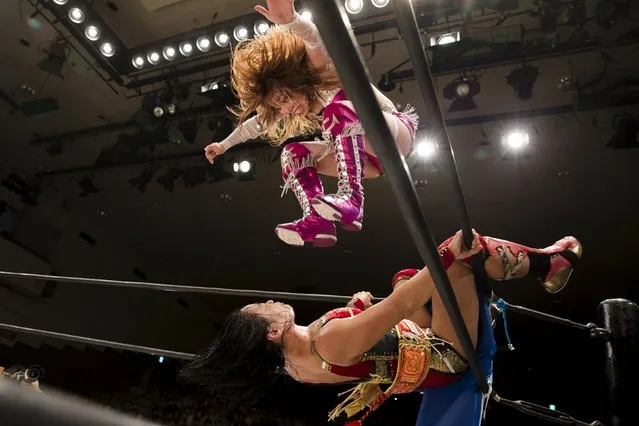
[391,0,474,248]
[598,298,639,426]
[305,0,489,393]
[391,0,493,299]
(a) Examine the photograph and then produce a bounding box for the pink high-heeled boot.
[275,143,337,248]
[311,102,366,231]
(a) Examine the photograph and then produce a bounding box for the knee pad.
[391,268,420,289]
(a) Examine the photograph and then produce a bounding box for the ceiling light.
[438,35,457,45]
[179,41,193,56]
[85,26,100,41]
[196,36,211,52]
[147,51,160,65]
[234,160,252,173]
[442,77,480,112]
[214,32,229,47]
[254,20,269,35]
[415,140,437,158]
[53,0,68,4]
[132,56,145,69]
[100,42,115,57]
[429,32,461,46]
[371,0,390,7]
[300,10,312,21]
[233,26,249,41]
[163,46,177,60]
[506,66,540,101]
[503,131,530,150]
[69,8,85,24]
[345,0,364,14]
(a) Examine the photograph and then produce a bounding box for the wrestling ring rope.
[0,0,635,425]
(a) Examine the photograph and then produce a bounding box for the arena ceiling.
[0,0,638,422]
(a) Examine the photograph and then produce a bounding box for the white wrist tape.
[219,116,262,151]
[280,13,324,50]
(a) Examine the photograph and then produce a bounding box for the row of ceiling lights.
[130,11,313,70]
[52,0,392,71]
[131,17,275,70]
[131,0,392,70]
[52,0,116,58]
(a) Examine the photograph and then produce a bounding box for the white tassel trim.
[280,154,317,198]
[400,104,420,130]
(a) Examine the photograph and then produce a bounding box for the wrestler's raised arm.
[255,1,330,70]
[314,230,482,365]
[204,115,263,164]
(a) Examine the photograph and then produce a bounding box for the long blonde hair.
[229,26,340,145]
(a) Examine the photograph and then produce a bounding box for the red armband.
[439,246,456,270]
[352,298,366,311]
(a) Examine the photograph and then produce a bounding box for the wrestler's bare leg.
[430,247,540,358]
[429,264,479,360]
[300,110,413,179]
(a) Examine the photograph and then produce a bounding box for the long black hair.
[179,308,285,409]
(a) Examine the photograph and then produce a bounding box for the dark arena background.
[1,0,638,425]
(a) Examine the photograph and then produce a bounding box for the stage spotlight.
[430,32,461,46]
[166,104,177,115]
[85,26,100,41]
[254,20,269,35]
[377,73,396,92]
[506,66,539,101]
[163,46,177,60]
[345,0,364,14]
[214,32,230,47]
[132,55,145,69]
[68,8,85,24]
[502,131,530,150]
[53,0,68,4]
[200,79,236,106]
[197,36,211,52]
[153,107,164,118]
[147,51,160,65]
[201,81,219,93]
[300,9,312,21]
[233,160,252,173]
[557,75,575,92]
[38,41,67,80]
[234,26,249,41]
[178,119,199,144]
[179,41,193,56]
[100,42,115,57]
[443,77,480,112]
[233,159,256,181]
[372,0,390,7]
[415,140,437,158]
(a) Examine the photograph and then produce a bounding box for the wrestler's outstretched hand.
[447,229,483,259]
[348,291,373,310]
[204,142,226,164]
[255,0,295,26]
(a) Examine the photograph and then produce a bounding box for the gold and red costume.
[309,247,468,425]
